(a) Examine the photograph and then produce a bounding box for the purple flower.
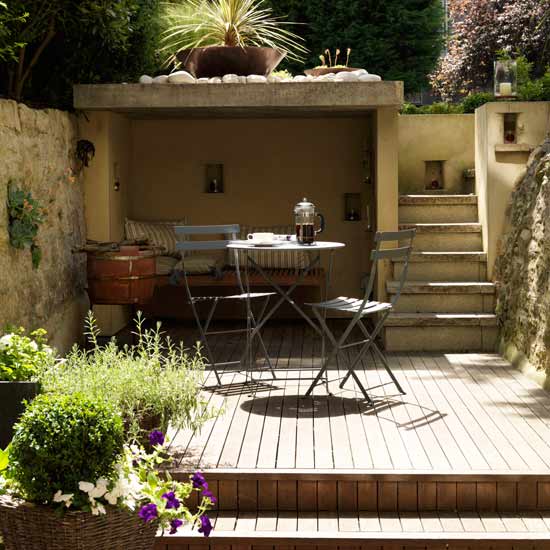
[191,471,207,490]
[162,491,181,510]
[169,518,183,534]
[198,514,212,537]
[149,430,165,447]
[201,487,217,504]
[138,503,158,523]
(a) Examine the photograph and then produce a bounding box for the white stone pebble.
[139,75,153,84]
[209,77,222,84]
[197,78,210,84]
[351,69,368,76]
[168,71,195,84]
[247,74,268,84]
[335,71,360,82]
[293,75,308,82]
[359,74,382,82]
[152,75,169,84]
[267,75,282,83]
[222,74,240,83]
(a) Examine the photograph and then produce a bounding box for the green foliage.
[0,0,162,108]
[159,0,307,68]
[460,92,495,113]
[511,55,550,102]
[38,313,216,443]
[271,68,293,79]
[0,327,54,382]
[264,0,445,93]
[0,1,27,62]
[8,394,124,506]
[6,183,45,269]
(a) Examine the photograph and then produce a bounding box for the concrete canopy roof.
[73,82,404,118]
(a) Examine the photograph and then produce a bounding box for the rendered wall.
[398,114,475,194]
[0,100,88,353]
[128,116,375,302]
[475,102,550,278]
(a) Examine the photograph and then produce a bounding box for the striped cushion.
[229,225,307,269]
[125,219,186,257]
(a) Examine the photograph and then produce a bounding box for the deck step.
[399,223,482,252]
[387,282,495,313]
[399,195,479,223]
[155,510,550,548]
[393,252,488,281]
[384,313,497,352]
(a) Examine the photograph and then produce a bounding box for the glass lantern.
[494,59,517,99]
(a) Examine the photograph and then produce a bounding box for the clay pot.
[176,46,286,78]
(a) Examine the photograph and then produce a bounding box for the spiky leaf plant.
[159,0,307,68]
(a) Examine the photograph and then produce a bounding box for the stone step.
[384,313,498,352]
[155,510,550,548]
[386,282,495,313]
[399,194,479,223]
[400,223,483,252]
[393,252,488,281]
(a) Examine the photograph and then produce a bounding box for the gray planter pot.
[0,382,39,449]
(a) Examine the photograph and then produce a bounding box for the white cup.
[247,232,275,244]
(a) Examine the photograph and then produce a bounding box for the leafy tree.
[264,0,445,93]
[431,0,550,99]
[0,0,161,108]
[0,2,27,63]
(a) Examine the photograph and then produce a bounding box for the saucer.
[250,241,283,247]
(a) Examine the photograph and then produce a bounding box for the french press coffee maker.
[294,198,325,245]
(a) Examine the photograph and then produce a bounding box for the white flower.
[79,481,95,494]
[53,490,74,508]
[29,341,38,351]
[43,345,54,356]
[0,334,14,350]
[89,478,109,499]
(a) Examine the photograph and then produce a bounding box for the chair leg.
[372,341,406,395]
[191,299,222,386]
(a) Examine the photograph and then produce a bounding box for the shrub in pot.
[0,328,54,448]
[38,313,216,444]
[159,0,307,77]
[0,394,215,549]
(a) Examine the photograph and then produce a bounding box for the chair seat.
[308,296,392,315]
[190,292,275,303]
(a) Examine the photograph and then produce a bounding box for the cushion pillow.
[228,224,308,269]
[174,255,224,275]
[156,256,179,276]
[125,218,186,258]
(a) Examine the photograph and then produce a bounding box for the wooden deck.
[168,322,550,474]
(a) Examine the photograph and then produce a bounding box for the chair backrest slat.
[371,246,411,261]
[175,224,239,236]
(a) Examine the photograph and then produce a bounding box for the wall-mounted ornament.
[76,140,95,171]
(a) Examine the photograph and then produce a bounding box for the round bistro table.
[227,240,346,386]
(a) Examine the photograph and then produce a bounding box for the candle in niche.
[499,82,513,96]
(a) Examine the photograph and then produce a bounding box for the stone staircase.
[385,195,498,352]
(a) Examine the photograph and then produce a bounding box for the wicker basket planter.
[0,495,157,550]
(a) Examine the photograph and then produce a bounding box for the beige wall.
[79,112,131,334]
[475,102,550,278]
[399,114,475,194]
[129,116,374,302]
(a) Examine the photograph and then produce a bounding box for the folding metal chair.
[174,224,276,386]
[304,229,416,403]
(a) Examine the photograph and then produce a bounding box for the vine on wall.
[7,182,46,268]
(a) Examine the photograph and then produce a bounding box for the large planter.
[0,495,157,550]
[87,247,158,306]
[0,381,38,449]
[176,46,286,78]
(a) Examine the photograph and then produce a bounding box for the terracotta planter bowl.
[305,67,363,77]
[176,46,286,78]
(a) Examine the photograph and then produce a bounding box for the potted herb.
[0,328,53,448]
[0,394,215,549]
[38,313,216,443]
[305,48,363,76]
[159,0,307,78]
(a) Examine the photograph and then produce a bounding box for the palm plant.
[159,0,307,68]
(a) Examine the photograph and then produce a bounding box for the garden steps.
[399,194,478,223]
[392,252,488,282]
[386,281,495,314]
[154,509,550,549]
[386,193,496,351]
[398,223,483,252]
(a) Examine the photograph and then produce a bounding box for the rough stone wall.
[495,139,550,374]
[0,100,88,353]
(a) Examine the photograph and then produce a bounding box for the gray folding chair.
[304,229,416,403]
[175,224,276,386]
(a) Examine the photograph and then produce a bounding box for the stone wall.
[0,100,88,353]
[495,139,550,381]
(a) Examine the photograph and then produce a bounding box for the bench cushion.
[125,218,186,257]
